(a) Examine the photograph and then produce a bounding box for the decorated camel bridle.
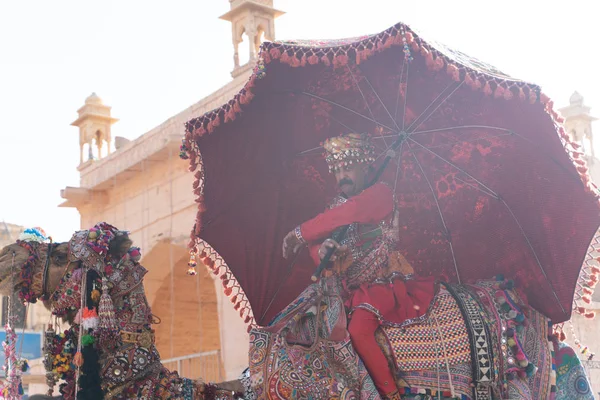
[40,240,53,301]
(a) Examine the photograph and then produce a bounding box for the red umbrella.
[181,22,600,327]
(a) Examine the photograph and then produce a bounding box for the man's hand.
[318,239,347,262]
[282,230,304,259]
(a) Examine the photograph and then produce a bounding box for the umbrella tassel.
[528,89,538,104]
[483,82,493,96]
[187,253,198,276]
[433,56,444,71]
[447,64,460,82]
[494,84,505,99]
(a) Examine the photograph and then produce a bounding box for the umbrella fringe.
[182,21,556,145]
[188,238,257,332]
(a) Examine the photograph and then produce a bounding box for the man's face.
[334,164,368,197]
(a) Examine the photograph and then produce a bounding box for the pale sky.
[0,0,598,242]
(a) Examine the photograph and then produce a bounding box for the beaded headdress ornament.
[323,133,376,173]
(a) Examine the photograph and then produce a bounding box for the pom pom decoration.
[129,247,141,262]
[82,308,99,331]
[82,334,95,347]
[18,227,49,243]
[74,352,84,368]
[91,289,101,304]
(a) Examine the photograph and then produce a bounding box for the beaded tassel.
[97,277,119,349]
[187,252,198,275]
[98,278,117,331]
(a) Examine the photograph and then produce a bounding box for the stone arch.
[141,241,221,359]
[82,142,93,161]
[236,25,252,66]
[254,24,266,55]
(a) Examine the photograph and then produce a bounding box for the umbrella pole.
[261,250,302,323]
[311,133,407,281]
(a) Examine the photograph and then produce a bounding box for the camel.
[0,225,245,399]
[1,225,594,399]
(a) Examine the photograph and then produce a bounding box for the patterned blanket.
[249,279,594,399]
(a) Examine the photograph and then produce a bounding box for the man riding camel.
[281,133,437,399]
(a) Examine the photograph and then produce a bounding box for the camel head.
[0,225,132,315]
[0,228,75,307]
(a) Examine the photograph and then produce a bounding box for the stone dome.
[570,91,584,105]
[85,92,103,105]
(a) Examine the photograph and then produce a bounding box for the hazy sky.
[0,0,598,242]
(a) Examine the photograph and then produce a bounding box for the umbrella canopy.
[181,22,600,327]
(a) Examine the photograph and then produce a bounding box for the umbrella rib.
[404,81,461,133]
[420,132,514,151]
[408,81,465,134]
[299,91,397,133]
[438,170,499,199]
[374,131,514,154]
[296,113,368,156]
[411,125,514,136]
[330,114,363,136]
[407,141,461,284]
[387,126,582,186]
[345,66,392,148]
[394,57,408,126]
[508,130,583,182]
[407,137,500,199]
[259,250,303,323]
[499,198,566,315]
[356,70,402,133]
[401,61,410,131]
[345,66,377,122]
[375,125,513,139]
[414,126,582,183]
[297,146,322,156]
[389,149,498,199]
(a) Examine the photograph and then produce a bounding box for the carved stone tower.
[220,0,284,78]
[560,92,598,158]
[71,93,119,166]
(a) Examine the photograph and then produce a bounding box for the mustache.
[339,178,354,187]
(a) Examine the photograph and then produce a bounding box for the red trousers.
[348,309,396,395]
[346,277,437,396]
